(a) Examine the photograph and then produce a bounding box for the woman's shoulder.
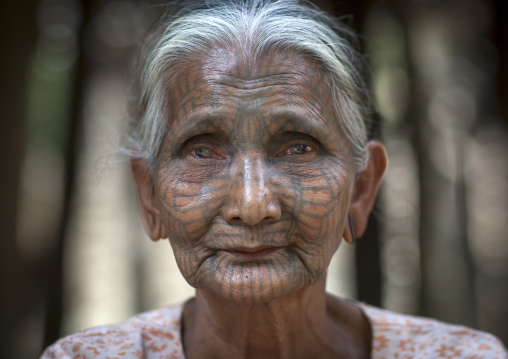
[359,303,508,359]
[40,302,185,359]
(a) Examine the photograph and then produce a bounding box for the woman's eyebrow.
[167,105,339,150]
[262,109,339,143]
[168,112,229,145]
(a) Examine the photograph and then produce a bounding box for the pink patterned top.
[41,302,507,358]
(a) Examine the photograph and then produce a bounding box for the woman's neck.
[181,277,372,359]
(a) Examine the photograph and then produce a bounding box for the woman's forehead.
[166,46,342,138]
[198,46,321,81]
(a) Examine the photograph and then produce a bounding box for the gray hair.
[126,0,373,171]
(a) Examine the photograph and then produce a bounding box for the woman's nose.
[222,154,281,225]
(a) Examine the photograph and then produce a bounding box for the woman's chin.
[186,259,312,303]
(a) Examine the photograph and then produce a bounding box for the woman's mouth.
[222,246,285,260]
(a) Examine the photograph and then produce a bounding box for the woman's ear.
[130,159,167,241]
[345,141,387,242]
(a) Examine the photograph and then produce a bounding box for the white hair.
[125,0,373,171]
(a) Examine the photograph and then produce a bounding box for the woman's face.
[153,48,356,302]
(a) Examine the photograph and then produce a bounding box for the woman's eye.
[193,148,212,158]
[289,144,311,155]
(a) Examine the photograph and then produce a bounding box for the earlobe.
[348,141,388,239]
[130,159,167,241]
[343,214,356,244]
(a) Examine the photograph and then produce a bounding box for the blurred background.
[1,0,507,357]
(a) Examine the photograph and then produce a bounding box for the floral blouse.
[41,302,507,358]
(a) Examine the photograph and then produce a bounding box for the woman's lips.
[221,246,284,260]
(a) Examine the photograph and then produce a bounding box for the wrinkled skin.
[158,48,353,302]
[131,46,387,358]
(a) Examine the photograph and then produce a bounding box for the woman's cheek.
[274,161,352,242]
[155,176,201,240]
[156,166,228,244]
[296,194,343,241]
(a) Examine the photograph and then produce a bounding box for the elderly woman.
[42,0,507,358]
